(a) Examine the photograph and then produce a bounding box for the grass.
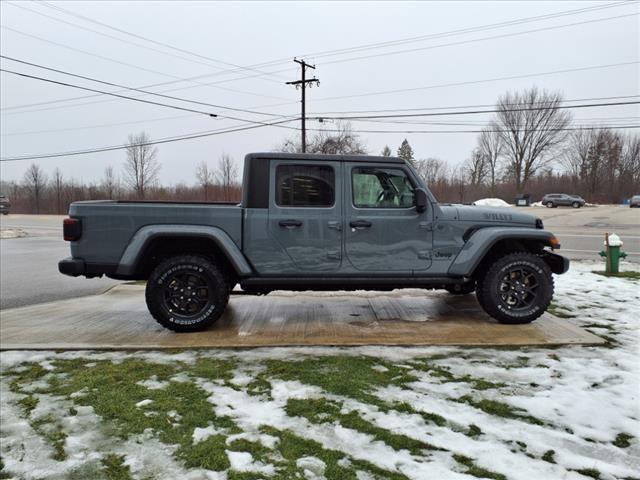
[541,450,556,463]
[101,454,132,480]
[456,395,545,426]
[453,454,506,480]
[2,350,629,480]
[285,398,444,454]
[593,270,640,281]
[259,356,419,407]
[573,468,602,479]
[409,359,506,390]
[7,358,241,471]
[613,432,634,448]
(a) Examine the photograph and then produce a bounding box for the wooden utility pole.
[286,58,319,153]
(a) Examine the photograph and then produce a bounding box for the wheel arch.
[115,225,253,280]
[448,228,561,279]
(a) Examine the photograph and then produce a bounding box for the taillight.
[63,217,82,241]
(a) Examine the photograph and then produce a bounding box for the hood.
[439,204,537,227]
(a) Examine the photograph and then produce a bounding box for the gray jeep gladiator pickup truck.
[59,152,569,332]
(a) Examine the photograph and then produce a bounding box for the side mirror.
[415,188,428,213]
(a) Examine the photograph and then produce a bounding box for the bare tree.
[102,166,119,199]
[414,157,447,185]
[477,126,503,196]
[23,163,47,214]
[123,132,160,199]
[280,122,367,155]
[465,147,488,187]
[381,145,392,156]
[495,88,572,193]
[52,168,64,214]
[195,161,214,200]
[216,154,238,201]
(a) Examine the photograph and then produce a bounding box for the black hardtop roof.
[246,152,405,164]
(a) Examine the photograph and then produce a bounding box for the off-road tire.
[572,201,581,208]
[445,282,476,295]
[146,255,229,332]
[545,201,554,208]
[477,252,553,324]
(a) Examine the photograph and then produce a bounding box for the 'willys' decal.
[483,213,513,221]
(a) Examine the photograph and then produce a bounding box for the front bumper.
[542,251,570,274]
[58,257,85,277]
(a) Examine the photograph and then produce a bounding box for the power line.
[0,67,302,129]
[308,95,640,115]
[0,119,301,162]
[0,55,287,117]
[296,2,636,62]
[0,25,294,109]
[313,125,640,135]
[316,12,639,67]
[312,61,640,103]
[39,1,287,83]
[3,2,635,115]
[0,68,219,117]
[311,100,640,121]
[227,2,635,73]
[0,113,197,137]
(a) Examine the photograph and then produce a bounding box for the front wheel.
[572,202,581,208]
[477,252,554,324]
[545,202,554,208]
[146,255,229,332]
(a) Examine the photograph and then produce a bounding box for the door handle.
[349,220,372,230]
[278,219,302,229]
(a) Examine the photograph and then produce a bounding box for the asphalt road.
[0,215,119,309]
[1,207,638,309]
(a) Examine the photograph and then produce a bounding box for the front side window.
[276,164,335,207]
[352,167,415,208]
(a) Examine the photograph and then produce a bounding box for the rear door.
[344,163,432,272]
[267,160,343,272]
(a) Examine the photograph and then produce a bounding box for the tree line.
[3,132,242,214]
[3,87,639,214]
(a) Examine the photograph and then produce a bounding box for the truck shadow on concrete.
[0,285,603,349]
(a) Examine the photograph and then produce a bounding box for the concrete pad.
[0,285,604,349]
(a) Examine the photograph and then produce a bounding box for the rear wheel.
[146,255,229,332]
[477,252,553,324]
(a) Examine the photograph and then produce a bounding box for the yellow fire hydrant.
[599,233,627,274]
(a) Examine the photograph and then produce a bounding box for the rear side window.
[276,164,335,207]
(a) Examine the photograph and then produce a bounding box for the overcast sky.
[1,0,638,185]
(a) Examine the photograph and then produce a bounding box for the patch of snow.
[226,450,276,475]
[136,375,169,390]
[472,198,511,207]
[296,456,326,479]
[371,365,389,373]
[135,399,153,408]
[192,425,227,444]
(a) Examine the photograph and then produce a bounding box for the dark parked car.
[0,195,10,215]
[630,195,640,208]
[60,152,569,331]
[541,193,585,208]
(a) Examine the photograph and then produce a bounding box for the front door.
[344,163,432,272]
[268,160,342,272]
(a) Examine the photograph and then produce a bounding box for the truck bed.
[68,200,242,266]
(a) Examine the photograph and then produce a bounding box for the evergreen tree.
[397,139,415,165]
[381,145,392,156]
